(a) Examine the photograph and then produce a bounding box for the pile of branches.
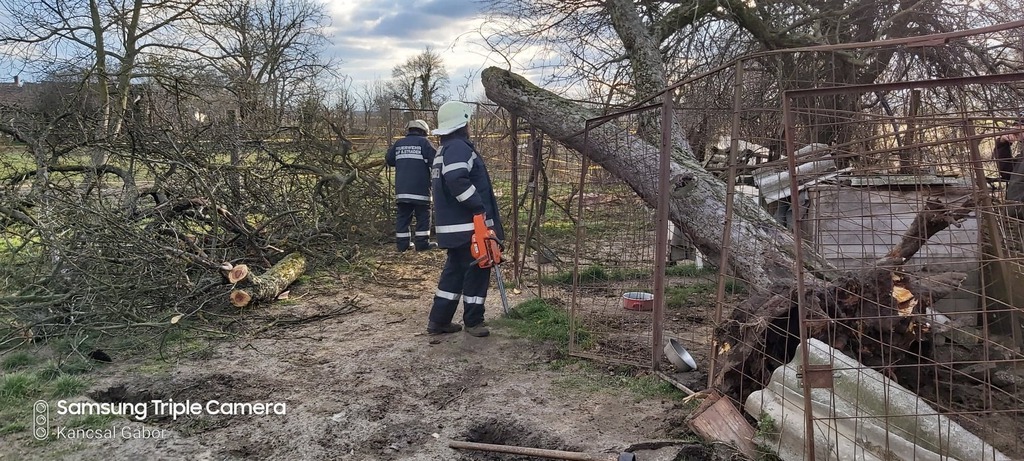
[0,105,388,353]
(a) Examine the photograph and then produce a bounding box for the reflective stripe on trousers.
[428,244,490,327]
[395,202,431,250]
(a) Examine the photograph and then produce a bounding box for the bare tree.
[357,78,393,133]
[0,0,378,353]
[0,0,201,174]
[389,47,450,110]
[190,0,334,131]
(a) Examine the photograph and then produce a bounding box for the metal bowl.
[664,338,697,371]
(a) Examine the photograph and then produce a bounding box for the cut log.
[226,264,250,284]
[229,253,306,308]
[229,290,252,307]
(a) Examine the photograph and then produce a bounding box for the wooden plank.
[687,392,758,459]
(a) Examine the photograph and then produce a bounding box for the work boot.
[427,322,462,335]
[415,242,438,251]
[465,323,490,337]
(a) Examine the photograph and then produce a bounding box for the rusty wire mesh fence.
[705,24,1024,461]
[372,23,1024,460]
[566,106,663,367]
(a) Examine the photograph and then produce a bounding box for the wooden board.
[686,392,758,459]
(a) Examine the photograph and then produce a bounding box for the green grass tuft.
[1,351,37,370]
[620,374,685,400]
[754,412,784,461]
[51,375,89,398]
[665,283,716,309]
[36,360,93,381]
[0,372,38,403]
[494,298,590,349]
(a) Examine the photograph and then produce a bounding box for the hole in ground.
[459,416,580,461]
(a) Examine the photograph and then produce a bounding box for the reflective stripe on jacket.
[431,135,504,248]
[386,134,436,204]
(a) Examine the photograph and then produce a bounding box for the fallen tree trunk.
[481,66,971,400]
[482,67,829,295]
[229,253,306,307]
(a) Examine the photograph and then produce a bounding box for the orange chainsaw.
[471,214,510,315]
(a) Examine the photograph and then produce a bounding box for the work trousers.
[395,202,431,251]
[429,245,490,327]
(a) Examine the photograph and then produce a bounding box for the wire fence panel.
[705,26,1024,460]
[568,106,664,368]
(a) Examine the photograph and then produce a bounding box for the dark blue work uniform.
[386,132,436,251]
[428,133,504,328]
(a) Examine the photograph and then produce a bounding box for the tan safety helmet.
[407,119,430,133]
[432,101,473,135]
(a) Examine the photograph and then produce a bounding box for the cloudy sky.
[324,0,514,100]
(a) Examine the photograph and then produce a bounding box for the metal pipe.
[783,93,818,461]
[449,440,623,461]
[510,116,521,286]
[965,120,1023,354]
[652,92,673,371]
[710,59,745,389]
[570,123,593,354]
[785,72,1024,99]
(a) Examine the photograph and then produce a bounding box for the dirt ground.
[0,250,705,461]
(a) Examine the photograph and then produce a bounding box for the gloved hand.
[471,214,502,268]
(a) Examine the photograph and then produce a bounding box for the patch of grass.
[665,263,716,277]
[65,414,117,430]
[665,279,747,309]
[137,361,174,375]
[63,359,95,375]
[494,298,590,349]
[724,279,747,294]
[620,374,685,400]
[552,367,685,401]
[36,361,65,382]
[756,412,779,437]
[0,422,26,435]
[1,351,37,370]
[539,219,576,240]
[51,375,89,398]
[49,336,98,360]
[665,283,716,309]
[543,264,648,286]
[0,372,39,403]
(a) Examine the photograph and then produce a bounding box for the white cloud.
[323,0,527,101]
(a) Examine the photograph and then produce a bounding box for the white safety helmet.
[407,119,429,133]
[432,101,473,135]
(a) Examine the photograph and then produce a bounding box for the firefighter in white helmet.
[426,101,504,337]
[386,119,437,251]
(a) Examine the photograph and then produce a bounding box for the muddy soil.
[0,251,701,461]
